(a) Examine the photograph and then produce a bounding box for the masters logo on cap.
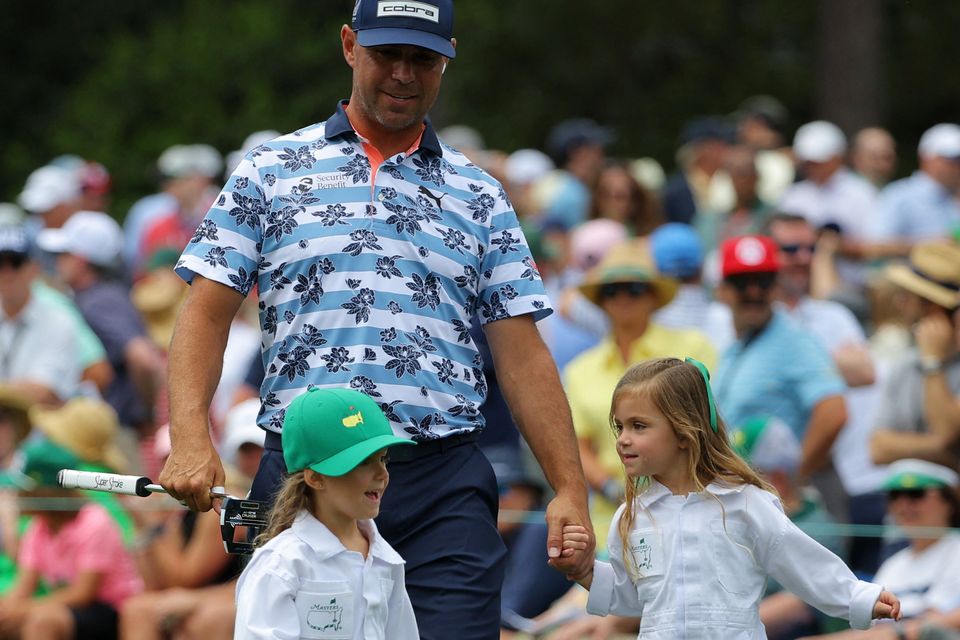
[352,0,455,58]
[281,388,414,477]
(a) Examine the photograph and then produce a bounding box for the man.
[869,241,960,469]
[778,121,877,290]
[662,116,735,225]
[539,117,611,229]
[158,2,593,637]
[0,225,83,405]
[713,235,847,481]
[767,213,886,565]
[850,127,897,189]
[868,123,960,254]
[123,143,223,275]
[37,211,165,465]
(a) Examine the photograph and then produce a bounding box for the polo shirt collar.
[638,478,747,507]
[291,510,404,565]
[324,100,443,158]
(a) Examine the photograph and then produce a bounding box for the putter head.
[219,497,269,554]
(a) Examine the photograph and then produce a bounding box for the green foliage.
[4,1,960,219]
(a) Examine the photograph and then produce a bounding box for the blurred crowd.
[0,94,959,639]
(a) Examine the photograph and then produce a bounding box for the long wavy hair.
[254,470,311,546]
[611,358,773,580]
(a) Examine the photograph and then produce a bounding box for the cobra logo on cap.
[734,237,768,266]
[377,1,440,23]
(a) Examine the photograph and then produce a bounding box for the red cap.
[720,235,780,278]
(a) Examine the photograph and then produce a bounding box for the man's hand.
[158,436,225,512]
[545,490,595,579]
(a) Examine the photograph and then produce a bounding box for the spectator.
[767,212,889,571]
[868,123,960,256]
[30,397,137,544]
[779,120,877,290]
[733,95,795,203]
[0,226,83,404]
[0,388,30,468]
[123,144,222,275]
[17,165,82,231]
[589,161,660,236]
[565,240,715,555]
[0,439,142,640]
[218,398,264,486]
[851,127,897,189]
[869,241,960,468]
[503,148,554,219]
[37,211,165,462]
[650,222,734,350]
[695,145,773,252]
[662,116,735,224]
[713,235,848,482]
[540,118,612,229]
[801,460,960,640]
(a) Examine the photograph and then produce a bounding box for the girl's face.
[311,448,390,524]
[887,487,953,530]
[613,392,691,493]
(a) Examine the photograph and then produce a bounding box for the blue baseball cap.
[651,223,704,280]
[352,0,456,59]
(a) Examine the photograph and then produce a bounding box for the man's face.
[769,220,817,299]
[342,26,449,135]
[720,271,777,333]
[0,252,35,305]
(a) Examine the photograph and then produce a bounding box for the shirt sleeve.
[750,490,881,630]
[176,156,265,297]
[385,564,419,638]
[585,504,644,617]
[477,186,552,324]
[234,552,301,640]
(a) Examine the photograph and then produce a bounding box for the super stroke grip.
[57,470,153,497]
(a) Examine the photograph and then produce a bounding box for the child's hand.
[560,523,590,557]
[872,590,901,621]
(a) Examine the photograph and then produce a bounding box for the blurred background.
[4,0,960,216]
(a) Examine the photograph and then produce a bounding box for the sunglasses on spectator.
[779,243,817,255]
[725,272,777,292]
[887,488,928,502]
[0,253,27,271]
[599,281,652,300]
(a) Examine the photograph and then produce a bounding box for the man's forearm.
[167,280,240,445]
[922,371,960,443]
[799,395,846,478]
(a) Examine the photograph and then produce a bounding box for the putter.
[57,469,268,554]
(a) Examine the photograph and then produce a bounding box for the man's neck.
[345,103,423,159]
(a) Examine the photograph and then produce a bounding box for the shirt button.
[377,192,386,201]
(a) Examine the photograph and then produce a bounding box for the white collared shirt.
[587,481,883,639]
[234,511,418,640]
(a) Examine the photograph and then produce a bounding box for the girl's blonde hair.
[255,470,311,546]
[611,358,773,577]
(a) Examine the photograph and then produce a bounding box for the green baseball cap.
[281,388,415,477]
[881,459,959,492]
[0,438,80,490]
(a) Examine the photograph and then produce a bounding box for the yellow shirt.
[562,323,716,550]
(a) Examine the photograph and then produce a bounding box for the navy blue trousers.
[251,435,507,640]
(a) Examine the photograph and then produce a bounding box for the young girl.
[234,387,419,639]
[562,358,901,639]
